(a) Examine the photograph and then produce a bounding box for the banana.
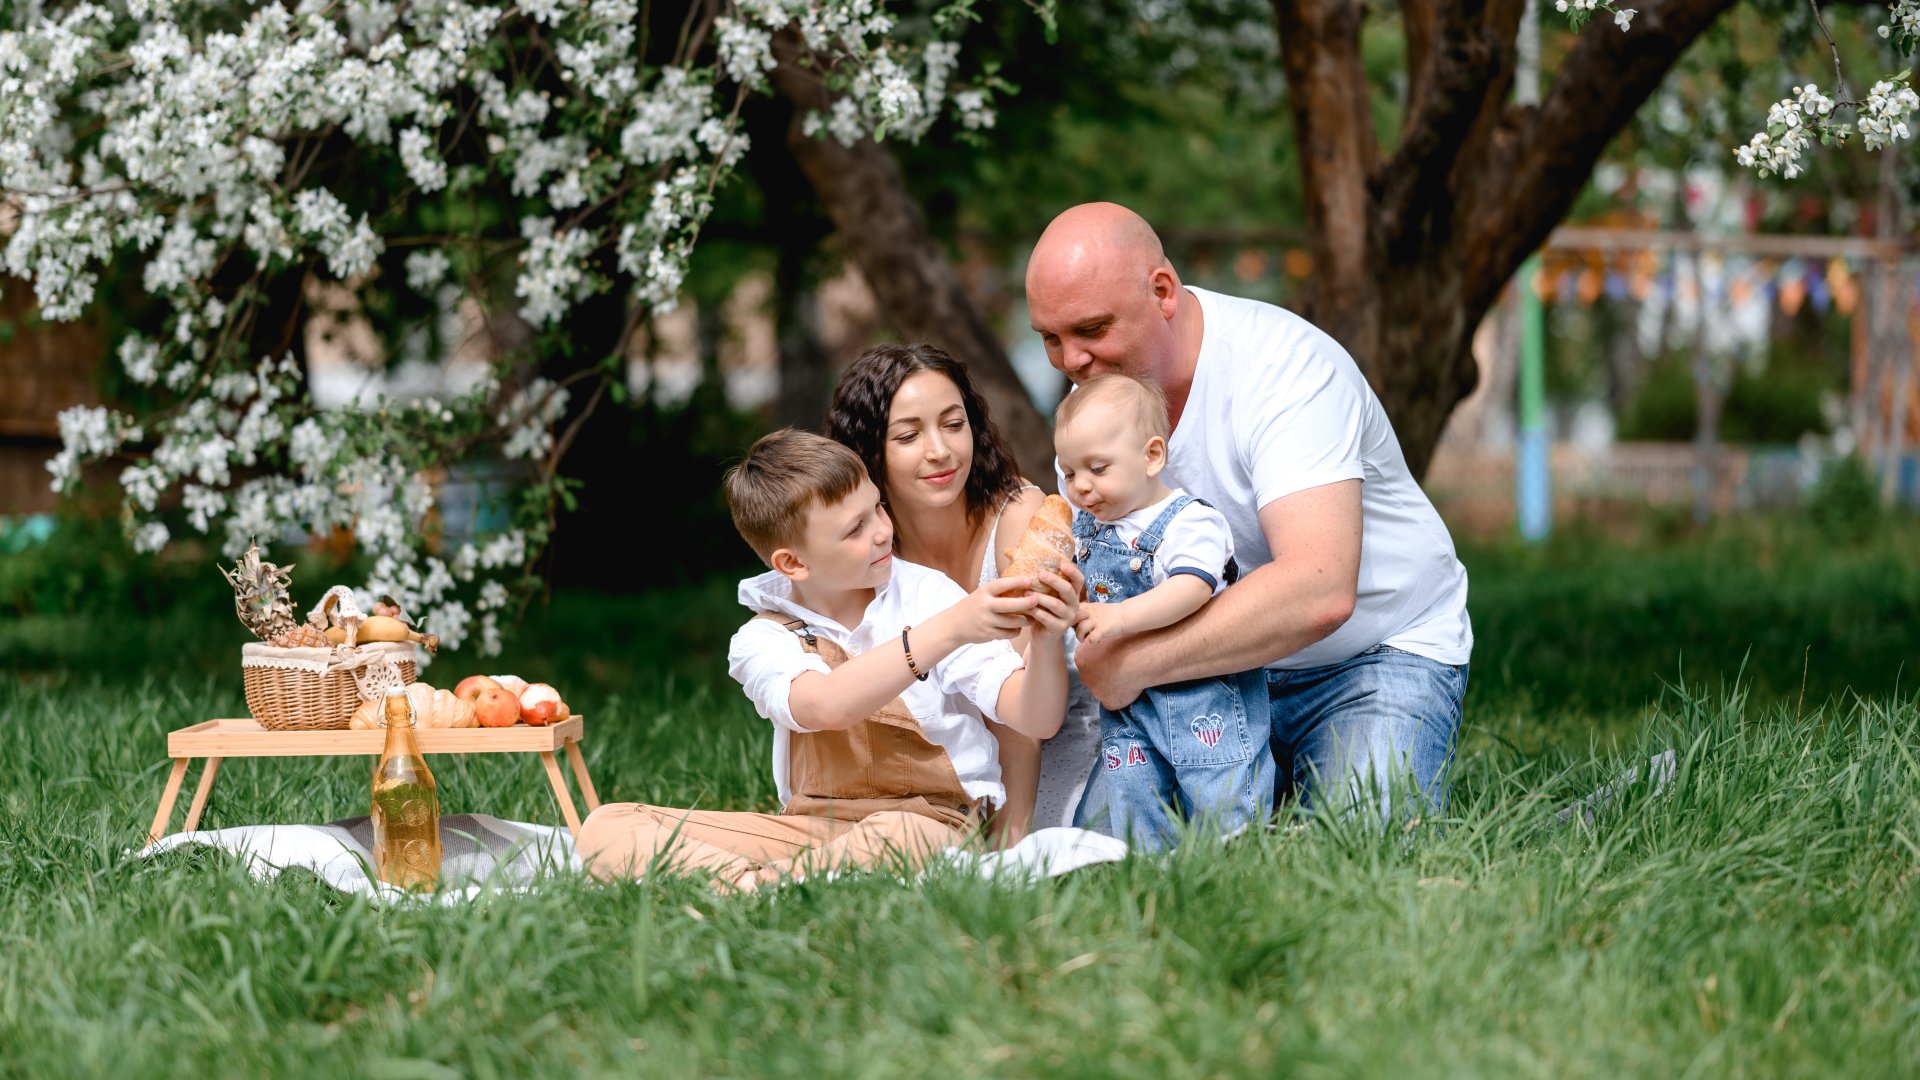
[324,615,441,652]
[355,615,412,642]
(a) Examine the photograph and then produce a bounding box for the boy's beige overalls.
[578,616,985,884]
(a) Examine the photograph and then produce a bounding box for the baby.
[1055,374,1275,850]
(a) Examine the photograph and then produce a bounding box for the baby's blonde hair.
[1054,373,1171,442]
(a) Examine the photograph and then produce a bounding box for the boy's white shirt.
[728,558,1024,809]
[1091,489,1233,596]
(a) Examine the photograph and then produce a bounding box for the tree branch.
[1374,0,1506,260]
[767,29,1055,486]
[1402,0,1441,142]
[1460,0,1738,314]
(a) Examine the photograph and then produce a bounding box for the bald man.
[1027,202,1472,819]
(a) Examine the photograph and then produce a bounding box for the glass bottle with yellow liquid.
[371,685,441,890]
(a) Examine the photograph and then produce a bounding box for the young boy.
[577,429,1076,890]
[1056,374,1275,850]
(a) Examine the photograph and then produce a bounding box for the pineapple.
[222,542,330,647]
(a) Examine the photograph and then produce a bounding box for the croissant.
[1002,494,1077,586]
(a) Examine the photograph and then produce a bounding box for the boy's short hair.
[724,429,869,564]
[1054,373,1171,442]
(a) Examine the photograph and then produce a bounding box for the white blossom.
[405,247,452,292]
[514,216,596,326]
[6,0,1010,659]
[1882,1,1920,47]
[121,463,168,512]
[424,599,471,651]
[48,406,141,493]
[478,579,509,610]
[131,520,171,554]
[182,483,227,533]
[477,529,528,570]
[398,126,449,192]
[119,336,163,385]
[1860,78,1920,151]
[716,19,777,85]
[498,377,570,460]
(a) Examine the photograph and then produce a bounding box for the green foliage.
[1806,454,1885,546]
[0,513,218,621]
[3,522,1920,1074]
[1459,518,1920,736]
[1616,346,1839,443]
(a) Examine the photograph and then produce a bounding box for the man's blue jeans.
[1267,644,1468,818]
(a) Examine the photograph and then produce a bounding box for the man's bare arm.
[1074,479,1362,708]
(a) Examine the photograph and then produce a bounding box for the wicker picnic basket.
[241,641,419,731]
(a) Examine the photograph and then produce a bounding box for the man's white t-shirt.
[1094,490,1233,597]
[1161,286,1473,670]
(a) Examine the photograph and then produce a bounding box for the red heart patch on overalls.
[1191,713,1226,748]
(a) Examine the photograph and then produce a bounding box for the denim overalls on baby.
[1070,495,1276,850]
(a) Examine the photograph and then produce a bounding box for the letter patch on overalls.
[1105,741,1152,769]
[1191,713,1226,749]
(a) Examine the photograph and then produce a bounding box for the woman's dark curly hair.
[827,342,1025,527]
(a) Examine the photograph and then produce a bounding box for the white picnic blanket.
[137,816,1130,905]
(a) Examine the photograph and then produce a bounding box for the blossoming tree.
[2,0,1012,653]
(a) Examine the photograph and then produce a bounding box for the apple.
[473,686,521,728]
[520,683,565,726]
[454,675,501,703]
[491,674,529,698]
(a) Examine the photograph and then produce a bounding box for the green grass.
[2,518,1918,1077]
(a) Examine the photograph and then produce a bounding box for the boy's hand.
[940,576,1041,644]
[1028,566,1082,639]
[1074,602,1128,646]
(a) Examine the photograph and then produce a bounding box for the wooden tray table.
[146,716,602,845]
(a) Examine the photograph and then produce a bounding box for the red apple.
[520,683,564,726]
[454,675,501,704]
[491,674,529,698]
[473,686,520,728]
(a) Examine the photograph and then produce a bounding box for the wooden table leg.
[147,758,191,846]
[183,757,223,833]
[539,751,584,840]
[563,739,601,812]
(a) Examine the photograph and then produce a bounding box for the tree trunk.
[1271,0,1738,478]
[768,31,1056,490]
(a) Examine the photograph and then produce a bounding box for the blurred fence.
[1426,441,1920,535]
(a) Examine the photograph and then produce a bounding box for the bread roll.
[1002,494,1076,586]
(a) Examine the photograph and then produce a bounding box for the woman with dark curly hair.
[828,343,1102,844]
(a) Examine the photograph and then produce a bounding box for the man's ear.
[1148,264,1182,320]
[1144,435,1168,477]
[770,546,809,581]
